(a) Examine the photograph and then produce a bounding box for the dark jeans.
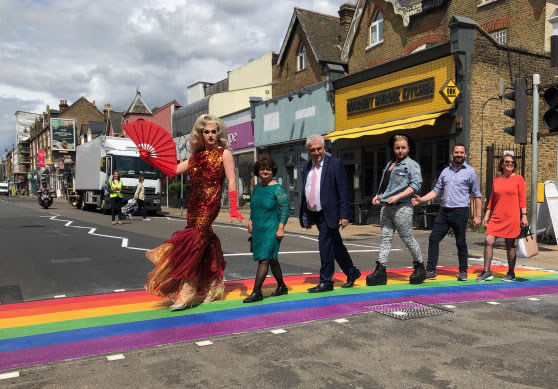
[427,207,469,273]
[132,199,147,219]
[110,197,123,221]
[316,211,359,285]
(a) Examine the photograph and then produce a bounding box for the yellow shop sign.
[347,78,435,115]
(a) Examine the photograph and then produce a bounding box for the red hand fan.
[122,121,177,178]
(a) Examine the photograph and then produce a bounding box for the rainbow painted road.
[2,265,558,371]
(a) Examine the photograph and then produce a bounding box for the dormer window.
[297,44,306,71]
[369,10,384,48]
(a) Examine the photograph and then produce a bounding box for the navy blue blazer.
[299,154,352,229]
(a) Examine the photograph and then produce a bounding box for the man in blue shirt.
[413,144,481,281]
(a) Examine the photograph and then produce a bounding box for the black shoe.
[341,270,361,288]
[409,261,426,284]
[366,262,387,286]
[243,291,263,303]
[307,282,334,293]
[271,284,288,296]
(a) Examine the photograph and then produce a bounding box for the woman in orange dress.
[145,114,243,310]
[476,153,528,282]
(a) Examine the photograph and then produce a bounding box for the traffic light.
[543,86,558,133]
[502,77,527,144]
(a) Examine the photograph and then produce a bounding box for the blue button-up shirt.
[376,156,422,203]
[433,162,481,208]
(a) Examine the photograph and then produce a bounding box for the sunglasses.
[203,129,217,135]
[504,161,515,165]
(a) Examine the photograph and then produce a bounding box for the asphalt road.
[0,196,476,302]
[2,197,558,388]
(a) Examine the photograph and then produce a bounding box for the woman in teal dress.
[244,154,290,303]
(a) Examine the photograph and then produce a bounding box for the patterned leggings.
[378,203,423,266]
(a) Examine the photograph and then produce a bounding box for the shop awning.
[325,111,450,141]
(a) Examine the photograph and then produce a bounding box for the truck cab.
[75,136,163,215]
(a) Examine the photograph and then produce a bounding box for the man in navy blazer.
[299,135,361,293]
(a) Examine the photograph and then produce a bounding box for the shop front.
[252,81,335,216]
[328,45,458,225]
[222,109,256,208]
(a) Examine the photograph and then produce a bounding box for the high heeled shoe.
[204,280,225,303]
[170,281,196,311]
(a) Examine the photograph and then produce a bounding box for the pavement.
[160,205,558,271]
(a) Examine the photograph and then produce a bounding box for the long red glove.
[229,191,244,222]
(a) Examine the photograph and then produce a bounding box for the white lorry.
[75,136,162,214]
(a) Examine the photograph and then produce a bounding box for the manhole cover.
[365,301,453,320]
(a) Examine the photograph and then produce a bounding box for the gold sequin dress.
[145,148,226,299]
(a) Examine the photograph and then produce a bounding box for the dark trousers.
[427,207,469,272]
[132,199,147,219]
[110,197,123,221]
[316,212,359,285]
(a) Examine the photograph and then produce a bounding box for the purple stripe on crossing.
[2,284,558,371]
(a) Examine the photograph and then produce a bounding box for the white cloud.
[0,0,345,157]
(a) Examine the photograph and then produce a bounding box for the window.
[369,11,384,48]
[491,29,507,44]
[297,44,306,71]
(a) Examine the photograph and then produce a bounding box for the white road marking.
[106,354,125,361]
[486,301,501,305]
[271,329,287,334]
[302,272,313,275]
[0,371,19,380]
[50,230,70,237]
[54,295,66,298]
[114,289,126,292]
[224,249,383,257]
[392,311,407,316]
[195,340,213,347]
[334,318,349,323]
[443,305,457,309]
[527,297,540,301]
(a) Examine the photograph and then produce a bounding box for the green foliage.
[168,182,182,195]
[467,218,485,233]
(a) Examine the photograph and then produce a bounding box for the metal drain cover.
[365,301,453,320]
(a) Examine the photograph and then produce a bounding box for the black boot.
[366,262,387,286]
[409,261,426,284]
[243,290,263,303]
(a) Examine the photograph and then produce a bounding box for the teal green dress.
[250,183,290,261]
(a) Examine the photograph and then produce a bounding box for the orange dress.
[145,148,226,299]
[486,174,526,238]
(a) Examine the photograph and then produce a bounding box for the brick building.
[272,5,354,97]
[324,0,558,225]
[29,97,103,194]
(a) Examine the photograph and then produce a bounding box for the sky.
[0,0,347,158]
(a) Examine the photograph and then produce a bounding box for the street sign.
[439,79,460,104]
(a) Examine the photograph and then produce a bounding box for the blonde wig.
[189,114,229,153]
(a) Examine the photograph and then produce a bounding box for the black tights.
[252,259,285,293]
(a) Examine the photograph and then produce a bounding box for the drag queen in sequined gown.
[145,114,244,310]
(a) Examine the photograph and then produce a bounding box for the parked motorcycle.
[38,189,55,209]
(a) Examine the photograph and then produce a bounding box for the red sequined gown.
[145,148,226,299]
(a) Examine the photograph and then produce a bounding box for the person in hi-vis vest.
[109,170,124,225]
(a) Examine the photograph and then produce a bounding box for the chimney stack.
[59,99,68,113]
[103,103,113,122]
[338,3,356,41]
